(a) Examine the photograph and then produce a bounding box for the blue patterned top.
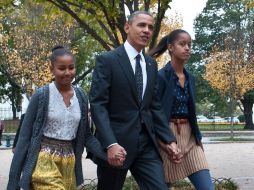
[171,72,189,118]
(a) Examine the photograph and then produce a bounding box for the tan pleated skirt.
[160,121,209,183]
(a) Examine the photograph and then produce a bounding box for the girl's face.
[168,33,192,63]
[51,54,75,86]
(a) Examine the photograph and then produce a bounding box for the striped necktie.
[135,54,143,103]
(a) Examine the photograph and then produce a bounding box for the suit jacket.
[157,62,202,143]
[90,45,176,168]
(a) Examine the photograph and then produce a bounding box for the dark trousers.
[97,128,168,190]
[0,129,3,145]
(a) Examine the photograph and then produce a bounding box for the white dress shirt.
[43,82,81,140]
[124,40,147,98]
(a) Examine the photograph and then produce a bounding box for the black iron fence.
[0,108,21,134]
[0,108,22,120]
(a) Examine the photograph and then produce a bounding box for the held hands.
[159,141,183,164]
[107,144,127,167]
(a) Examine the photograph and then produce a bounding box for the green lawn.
[3,120,247,133]
[198,123,245,131]
[211,137,254,142]
[2,120,20,133]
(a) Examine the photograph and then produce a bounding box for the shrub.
[238,115,245,123]
[82,176,239,190]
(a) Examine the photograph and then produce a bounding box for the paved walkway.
[1,143,254,190]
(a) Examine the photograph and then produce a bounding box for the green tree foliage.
[0,73,22,118]
[191,0,254,129]
[71,28,105,91]
[0,2,23,118]
[0,1,75,95]
[0,1,109,110]
[40,0,172,51]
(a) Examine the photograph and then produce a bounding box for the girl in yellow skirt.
[149,30,214,190]
[7,46,111,190]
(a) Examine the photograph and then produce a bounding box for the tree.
[40,0,172,51]
[247,0,254,8]
[0,1,107,115]
[71,27,105,91]
[0,4,23,118]
[191,0,254,129]
[0,1,75,96]
[205,42,254,130]
[156,13,183,69]
[38,0,186,91]
[0,71,23,118]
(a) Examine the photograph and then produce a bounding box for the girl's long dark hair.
[148,29,190,58]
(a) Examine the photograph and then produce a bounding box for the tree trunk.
[12,104,17,119]
[241,98,254,130]
[9,87,21,119]
[10,94,17,119]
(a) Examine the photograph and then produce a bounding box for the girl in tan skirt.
[149,29,214,190]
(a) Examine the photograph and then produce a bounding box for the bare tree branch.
[0,64,21,90]
[84,7,119,47]
[46,0,173,50]
[72,67,93,85]
[125,0,134,14]
[62,0,82,8]
[144,0,150,11]
[96,1,121,46]
[149,0,171,50]
[116,1,127,41]
[47,0,112,50]
[133,0,139,11]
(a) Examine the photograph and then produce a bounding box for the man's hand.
[167,142,183,163]
[159,141,182,164]
[107,144,127,167]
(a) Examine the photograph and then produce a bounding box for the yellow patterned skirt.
[31,136,77,190]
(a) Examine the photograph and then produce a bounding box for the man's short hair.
[127,11,153,23]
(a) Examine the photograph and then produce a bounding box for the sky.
[167,0,208,38]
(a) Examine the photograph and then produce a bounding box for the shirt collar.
[124,40,145,62]
[166,61,190,79]
[172,71,189,84]
[51,82,75,106]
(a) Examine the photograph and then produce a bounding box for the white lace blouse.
[43,82,81,140]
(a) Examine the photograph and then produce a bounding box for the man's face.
[124,14,154,52]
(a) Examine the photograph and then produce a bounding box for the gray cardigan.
[7,85,107,190]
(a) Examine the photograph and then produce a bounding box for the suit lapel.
[116,46,139,104]
[164,63,175,107]
[187,74,196,108]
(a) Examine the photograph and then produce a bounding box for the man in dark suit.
[90,11,181,190]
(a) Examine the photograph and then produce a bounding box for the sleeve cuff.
[107,143,118,149]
